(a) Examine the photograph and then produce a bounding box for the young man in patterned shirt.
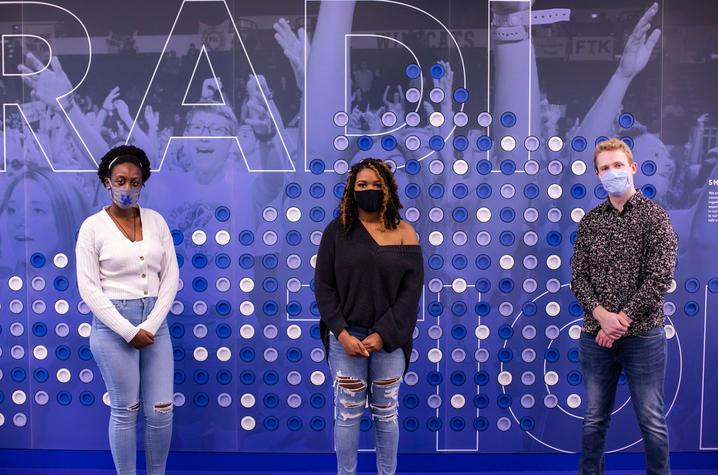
[571,138,678,474]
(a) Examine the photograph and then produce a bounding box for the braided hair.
[339,158,403,232]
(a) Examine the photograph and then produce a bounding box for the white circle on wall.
[500,255,515,270]
[572,160,587,175]
[428,231,444,246]
[53,253,68,268]
[191,230,207,246]
[548,136,564,152]
[241,416,256,431]
[501,136,516,152]
[78,323,92,338]
[217,347,231,362]
[54,300,69,315]
[286,207,301,222]
[429,112,445,127]
[453,112,468,127]
[8,276,23,291]
[452,278,467,293]
[240,301,254,316]
[193,347,208,362]
[215,230,230,246]
[453,160,469,175]
[476,208,492,223]
[240,324,255,339]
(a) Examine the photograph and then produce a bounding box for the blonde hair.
[593,138,634,171]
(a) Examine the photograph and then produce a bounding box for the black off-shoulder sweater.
[314,217,424,371]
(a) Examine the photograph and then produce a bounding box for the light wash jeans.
[328,325,405,475]
[90,297,174,475]
[579,325,670,475]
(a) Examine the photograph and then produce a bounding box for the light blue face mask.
[599,169,632,196]
[109,186,141,209]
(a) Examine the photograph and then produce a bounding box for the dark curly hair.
[339,158,403,231]
[97,145,151,184]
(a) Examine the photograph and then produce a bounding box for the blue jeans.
[579,325,670,475]
[328,326,406,475]
[90,297,174,475]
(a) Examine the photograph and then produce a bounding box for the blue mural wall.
[1,0,717,454]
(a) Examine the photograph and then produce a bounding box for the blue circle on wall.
[500,160,516,175]
[453,135,469,151]
[500,112,517,128]
[474,417,489,432]
[53,276,69,291]
[310,159,325,175]
[192,253,208,269]
[524,183,539,199]
[406,159,421,175]
[174,370,186,384]
[522,302,537,316]
[404,417,420,432]
[264,417,280,431]
[499,232,515,247]
[451,325,467,340]
[545,348,560,362]
[57,391,72,406]
[310,417,326,432]
[499,278,514,293]
[520,417,535,431]
[477,160,492,175]
[193,393,209,408]
[216,323,231,338]
[287,417,303,431]
[405,63,421,79]
[477,136,493,152]
[571,183,587,199]
[405,183,421,199]
[286,183,302,198]
[263,254,278,269]
[430,63,445,78]
[215,206,230,222]
[450,417,465,432]
[476,183,492,198]
[78,346,92,361]
[34,368,48,383]
[451,254,468,269]
[358,136,373,151]
[452,207,468,223]
[32,322,47,337]
[476,302,491,317]
[428,183,444,199]
[173,347,185,361]
[476,278,491,293]
[239,254,255,269]
[11,368,26,382]
[453,183,469,199]
[430,135,444,151]
[427,417,442,432]
[474,371,490,386]
[642,160,657,176]
[240,371,256,385]
[30,253,46,268]
[595,184,608,200]
[497,348,513,362]
[56,345,71,360]
[453,88,469,103]
[192,277,208,292]
[642,184,656,199]
[79,391,95,406]
[619,112,635,129]
[500,207,516,222]
[215,253,231,269]
[546,231,562,246]
[474,394,489,409]
[476,255,491,270]
[497,394,512,408]
[571,136,587,152]
[381,136,397,151]
[310,183,325,198]
[311,394,326,409]
[404,394,420,409]
[685,278,700,293]
[263,371,279,386]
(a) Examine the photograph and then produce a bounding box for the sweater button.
[141,273,146,278]
[144,290,148,295]
[140,256,144,261]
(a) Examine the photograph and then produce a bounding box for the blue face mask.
[599,169,632,196]
[109,186,141,209]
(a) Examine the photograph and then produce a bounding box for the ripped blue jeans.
[328,325,405,475]
[90,297,174,475]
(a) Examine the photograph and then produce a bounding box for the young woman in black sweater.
[314,158,424,475]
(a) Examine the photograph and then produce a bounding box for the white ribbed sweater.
[75,206,179,342]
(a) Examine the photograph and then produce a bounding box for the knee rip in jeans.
[370,402,398,423]
[153,402,173,414]
[335,375,367,420]
[128,402,141,411]
[371,377,400,400]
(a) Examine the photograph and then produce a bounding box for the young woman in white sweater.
[76,145,179,475]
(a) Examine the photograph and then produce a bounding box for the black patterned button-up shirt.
[571,190,678,337]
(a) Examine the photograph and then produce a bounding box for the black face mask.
[355,189,383,212]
